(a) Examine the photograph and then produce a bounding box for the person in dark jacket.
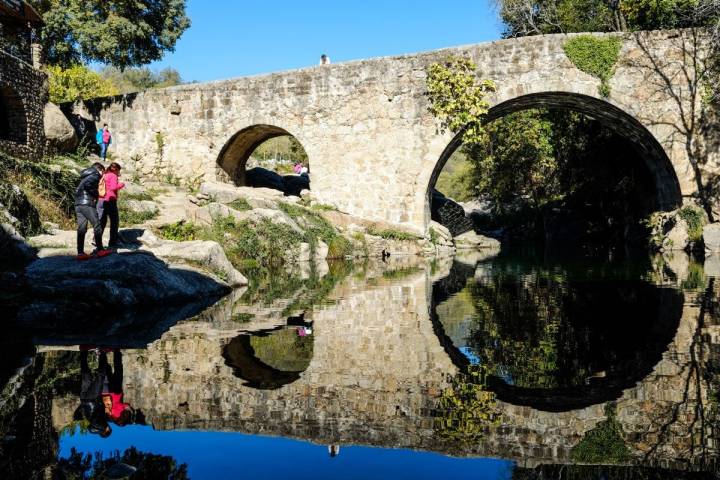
[75,162,112,260]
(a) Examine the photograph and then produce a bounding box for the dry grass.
[9,172,75,230]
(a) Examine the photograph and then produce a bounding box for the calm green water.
[1,251,718,479]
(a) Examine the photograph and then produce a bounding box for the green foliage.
[202,215,300,269]
[563,35,623,97]
[123,191,154,202]
[681,260,707,291]
[678,205,706,242]
[310,203,339,212]
[434,365,501,445]
[498,0,618,37]
[57,446,189,479]
[570,404,630,464]
[231,313,254,323]
[251,135,309,166]
[381,266,422,280]
[426,56,496,144]
[47,65,118,103]
[279,202,353,258]
[159,220,199,241]
[620,0,701,30]
[366,225,421,241]
[429,227,439,245]
[0,152,79,230]
[497,0,702,38]
[228,198,252,211]
[32,0,191,69]
[118,200,158,225]
[99,66,183,94]
[434,149,476,201]
[464,109,556,212]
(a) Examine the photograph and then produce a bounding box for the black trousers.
[98,199,120,246]
[76,204,103,254]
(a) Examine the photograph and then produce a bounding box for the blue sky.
[150,0,503,82]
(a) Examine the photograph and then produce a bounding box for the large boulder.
[0,223,36,269]
[22,251,231,307]
[704,223,720,253]
[431,190,475,237]
[44,103,78,153]
[140,235,247,287]
[666,218,690,251]
[454,230,501,250]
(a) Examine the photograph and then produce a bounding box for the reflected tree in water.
[463,264,683,391]
[56,446,188,480]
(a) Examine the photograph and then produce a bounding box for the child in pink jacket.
[97,162,125,248]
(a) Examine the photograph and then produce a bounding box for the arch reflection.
[222,321,314,390]
[432,254,684,411]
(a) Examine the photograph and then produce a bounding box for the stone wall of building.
[72,29,715,234]
[0,50,46,160]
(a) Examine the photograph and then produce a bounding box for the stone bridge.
[74,29,713,234]
[100,256,718,470]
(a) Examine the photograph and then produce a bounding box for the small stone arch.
[426,92,683,221]
[0,85,28,144]
[216,124,308,187]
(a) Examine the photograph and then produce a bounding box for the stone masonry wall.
[0,50,46,160]
[72,29,713,234]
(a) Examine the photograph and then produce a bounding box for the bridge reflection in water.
[4,252,719,477]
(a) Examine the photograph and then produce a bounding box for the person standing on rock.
[98,162,125,248]
[75,162,112,260]
[98,124,112,160]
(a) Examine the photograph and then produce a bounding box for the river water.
[1,250,718,479]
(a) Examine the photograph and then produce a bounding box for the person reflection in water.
[100,349,136,426]
[74,348,112,438]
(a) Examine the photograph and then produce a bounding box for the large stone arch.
[0,84,28,145]
[425,91,684,226]
[216,123,309,186]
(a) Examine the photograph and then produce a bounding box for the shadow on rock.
[9,250,234,345]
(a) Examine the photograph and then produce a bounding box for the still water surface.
[1,251,718,479]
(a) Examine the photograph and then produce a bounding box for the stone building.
[0,0,45,160]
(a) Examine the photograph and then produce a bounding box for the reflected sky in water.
[60,425,513,479]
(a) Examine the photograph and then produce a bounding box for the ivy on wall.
[563,35,623,97]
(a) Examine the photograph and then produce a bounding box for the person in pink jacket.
[97,162,125,248]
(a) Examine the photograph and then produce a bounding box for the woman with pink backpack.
[97,162,125,248]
